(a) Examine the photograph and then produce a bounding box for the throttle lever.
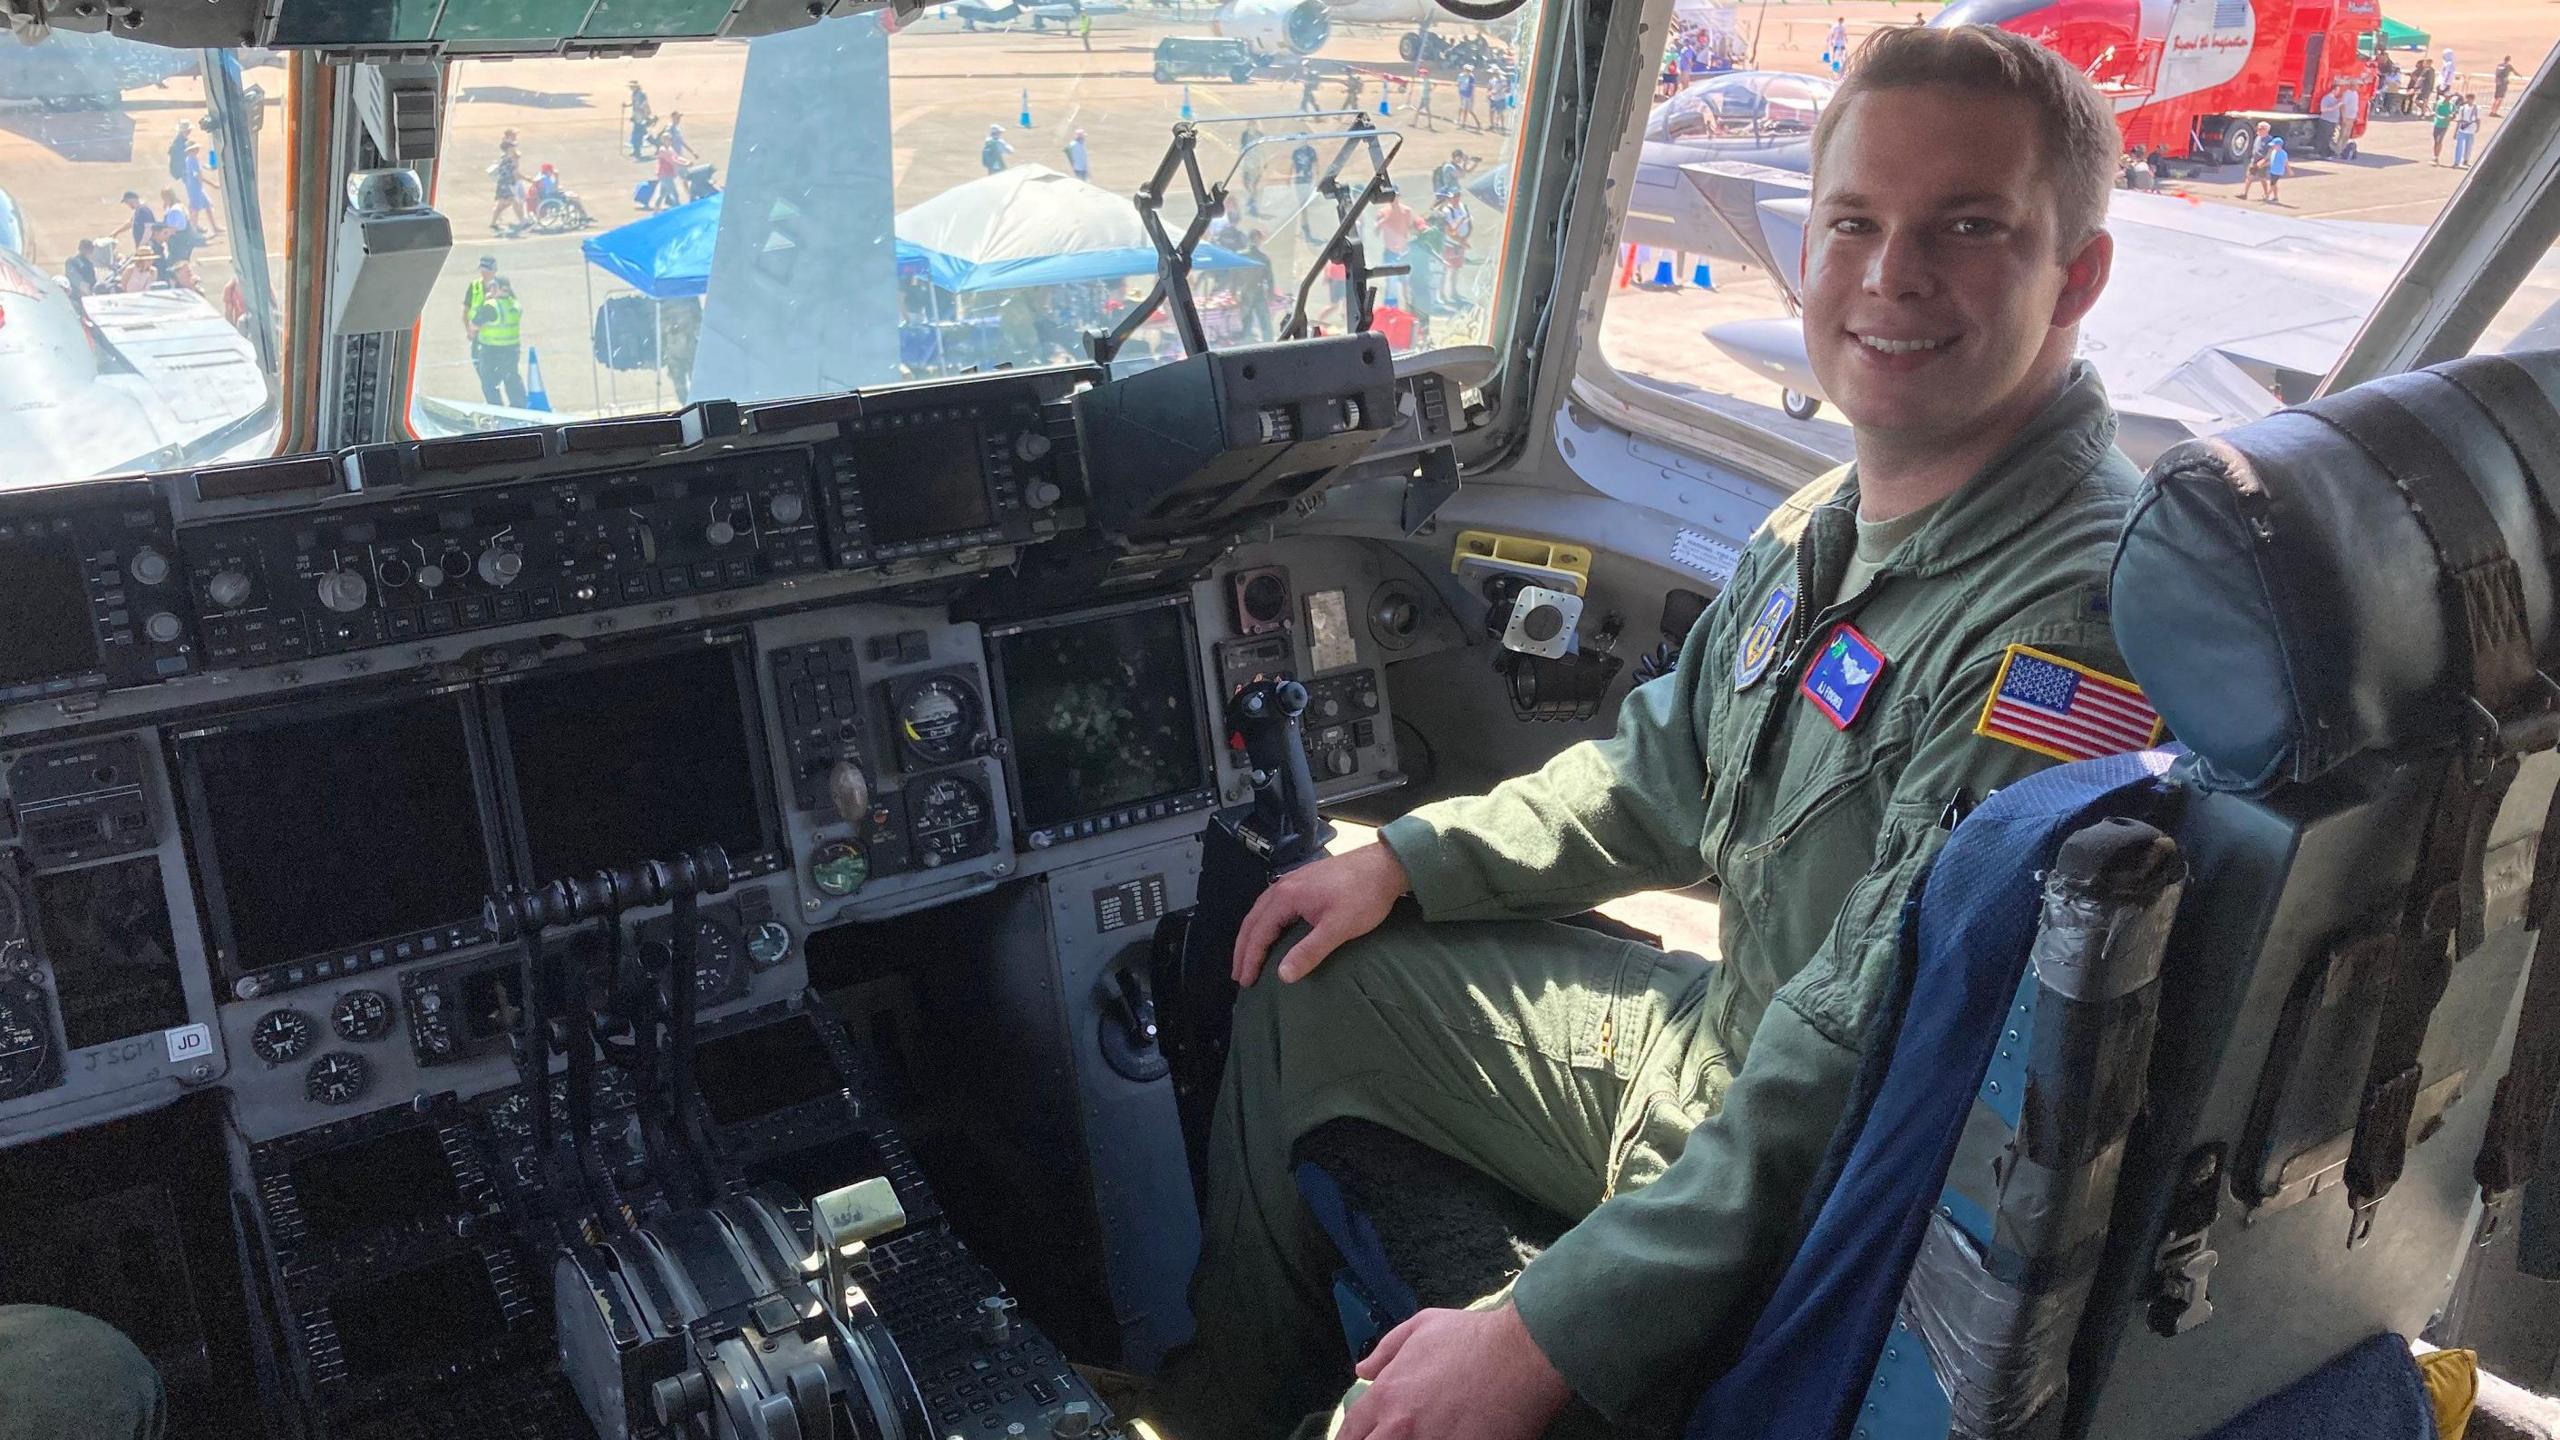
[1227,679,1324,869]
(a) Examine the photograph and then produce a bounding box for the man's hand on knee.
[1338,1302,1570,1440]
[1232,841,1410,987]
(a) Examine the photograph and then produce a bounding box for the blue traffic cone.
[1650,255,1676,287]
[525,347,552,412]
[1181,84,1194,120]
[1379,90,1391,116]
[1691,260,1714,289]
[1020,89,1033,127]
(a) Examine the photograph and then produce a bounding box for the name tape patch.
[1800,623,1887,729]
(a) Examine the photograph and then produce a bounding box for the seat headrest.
[2111,352,2560,791]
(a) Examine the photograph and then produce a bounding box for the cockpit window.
[0,36,290,490]
[1586,5,2527,468]
[413,0,1546,435]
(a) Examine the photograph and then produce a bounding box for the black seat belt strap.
[2429,358,2560,1231]
[2312,387,2536,1242]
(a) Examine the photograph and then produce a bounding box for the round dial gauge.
[745,920,792,969]
[895,675,983,766]
[488,1087,572,1142]
[250,1009,315,1065]
[330,989,394,1043]
[305,1051,371,1106]
[665,917,739,1005]
[0,976,55,1100]
[810,840,869,897]
[908,774,994,864]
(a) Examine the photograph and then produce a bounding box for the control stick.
[1228,679,1323,870]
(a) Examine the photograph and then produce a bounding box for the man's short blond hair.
[1810,24,2120,251]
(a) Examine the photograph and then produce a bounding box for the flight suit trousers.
[1179,908,1725,1440]
[0,1305,163,1440]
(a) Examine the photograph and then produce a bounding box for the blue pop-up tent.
[581,193,725,298]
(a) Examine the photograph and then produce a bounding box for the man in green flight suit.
[1168,25,2155,1440]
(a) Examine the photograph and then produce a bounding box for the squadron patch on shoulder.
[1974,645,2164,762]
[1799,623,1887,730]
[1733,585,1795,690]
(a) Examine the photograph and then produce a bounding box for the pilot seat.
[1206,351,2560,1439]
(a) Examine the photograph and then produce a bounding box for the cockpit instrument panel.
[183,450,828,666]
[816,378,1077,567]
[988,597,1218,851]
[0,487,194,702]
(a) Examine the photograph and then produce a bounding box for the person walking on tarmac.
[2432,88,2456,164]
[2495,56,2517,116]
[626,80,655,158]
[471,276,528,408]
[1158,24,2152,1440]
[983,124,1015,174]
[1077,10,1092,49]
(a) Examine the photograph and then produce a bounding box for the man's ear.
[2053,228,2113,328]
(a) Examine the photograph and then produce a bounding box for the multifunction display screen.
[180,694,496,977]
[497,642,775,883]
[855,418,995,547]
[0,536,99,687]
[993,604,1210,832]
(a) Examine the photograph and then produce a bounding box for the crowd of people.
[55,123,243,321]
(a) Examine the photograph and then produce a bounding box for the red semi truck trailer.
[1935,0,2383,163]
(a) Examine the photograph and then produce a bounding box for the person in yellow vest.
[472,276,528,408]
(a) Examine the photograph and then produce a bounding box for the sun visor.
[2110,352,2560,791]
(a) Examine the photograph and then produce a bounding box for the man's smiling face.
[1801,86,2108,451]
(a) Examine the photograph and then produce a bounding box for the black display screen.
[994,604,1209,831]
[693,1016,843,1126]
[33,858,187,1051]
[290,1125,462,1245]
[0,536,100,687]
[499,643,774,882]
[181,694,494,976]
[329,1252,504,1379]
[856,420,995,547]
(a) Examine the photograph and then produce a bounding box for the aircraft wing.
[0,284,275,490]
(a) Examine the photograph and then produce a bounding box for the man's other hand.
[1339,1303,1571,1440]
[1230,841,1408,987]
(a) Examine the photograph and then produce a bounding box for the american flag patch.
[1974,645,2163,762]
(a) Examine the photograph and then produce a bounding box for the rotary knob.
[1356,686,1379,710]
[768,491,807,525]
[436,549,474,587]
[1024,479,1063,510]
[316,569,369,614]
[144,612,183,644]
[704,519,738,547]
[207,569,253,609]
[1014,429,1053,463]
[1320,696,1343,719]
[1327,748,1357,778]
[413,560,446,590]
[478,547,524,587]
[128,547,171,587]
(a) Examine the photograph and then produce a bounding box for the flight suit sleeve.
[1506,615,2133,1427]
[1373,590,1735,924]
